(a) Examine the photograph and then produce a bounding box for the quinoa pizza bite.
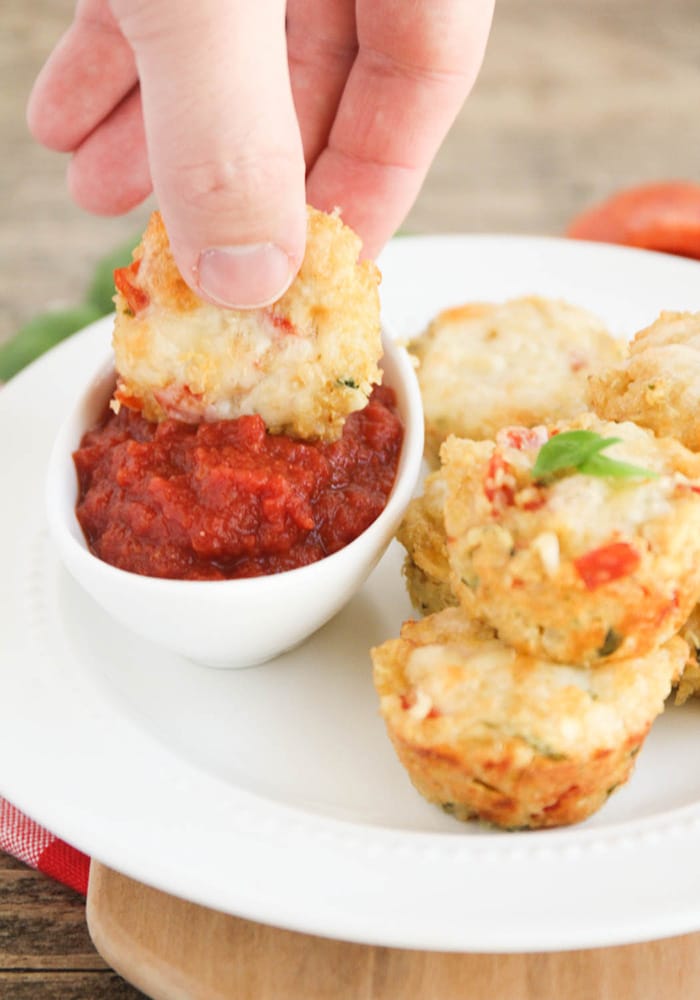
[587,310,700,452]
[111,207,382,441]
[371,607,686,830]
[674,604,700,705]
[396,470,457,615]
[408,296,625,463]
[441,416,700,665]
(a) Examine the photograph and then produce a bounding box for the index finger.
[305,0,494,258]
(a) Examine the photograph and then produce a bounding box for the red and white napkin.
[0,797,89,895]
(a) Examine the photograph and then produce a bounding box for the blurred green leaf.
[85,237,138,315]
[1,232,140,382]
[0,304,103,381]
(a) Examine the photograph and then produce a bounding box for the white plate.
[4,235,700,954]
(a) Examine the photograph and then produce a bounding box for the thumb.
[110,0,306,308]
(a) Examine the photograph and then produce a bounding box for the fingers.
[30,0,491,303]
[306,0,495,258]
[67,87,152,214]
[27,0,137,152]
[111,0,306,308]
[286,0,357,170]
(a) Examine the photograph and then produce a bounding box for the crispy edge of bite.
[439,425,700,665]
[409,296,624,465]
[587,311,700,451]
[675,604,700,704]
[396,471,457,614]
[115,210,200,314]
[408,302,493,465]
[371,608,686,830]
[112,207,382,440]
[402,556,458,616]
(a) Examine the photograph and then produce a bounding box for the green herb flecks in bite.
[532,430,659,482]
[597,627,623,658]
[337,376,359,389]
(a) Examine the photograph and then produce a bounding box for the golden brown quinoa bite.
[111,207,382,441]
[675,605,700,704]
[587,311,700,452]
[402,558,457,618]
[441,415,700,665]
[396,471,457,615]
[371,607,686,830]
[408,296,624,464]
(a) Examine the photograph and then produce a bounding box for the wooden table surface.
[3,0,700,996]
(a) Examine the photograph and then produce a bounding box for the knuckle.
[174,149,302,216]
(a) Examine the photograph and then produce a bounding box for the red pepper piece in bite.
[501,427,544,451]
[114,260,150,314]
[264,309,298,336]
[574,541,641,590]
[484,453,516,511]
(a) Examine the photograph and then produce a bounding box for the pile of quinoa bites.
[371,298,700,830]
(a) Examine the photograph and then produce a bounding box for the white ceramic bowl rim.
[48,330,424,593]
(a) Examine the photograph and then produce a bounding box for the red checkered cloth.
[0,797,89,895]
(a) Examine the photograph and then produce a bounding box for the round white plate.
[4,235,700,954]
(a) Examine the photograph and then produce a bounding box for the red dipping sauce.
[74,386,403,580]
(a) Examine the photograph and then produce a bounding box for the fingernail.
[196,243,294,309]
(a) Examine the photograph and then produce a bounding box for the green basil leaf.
[579,452,660,480]
[532,430,658,481]
[532,431,619,477]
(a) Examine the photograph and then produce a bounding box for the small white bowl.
[46,331,424,668]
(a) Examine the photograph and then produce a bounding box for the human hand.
[28,0,494,307]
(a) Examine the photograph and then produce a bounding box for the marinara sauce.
[74,386,403,580]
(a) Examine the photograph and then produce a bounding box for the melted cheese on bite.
[393,608,683,757]
[112,208,383,441]
[410,296,625,460]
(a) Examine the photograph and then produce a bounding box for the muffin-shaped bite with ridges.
[112,207,382,441]
[587,311,700,452]
[441,415,700,665]
[371,608,686,829]
[409,296,624,464]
